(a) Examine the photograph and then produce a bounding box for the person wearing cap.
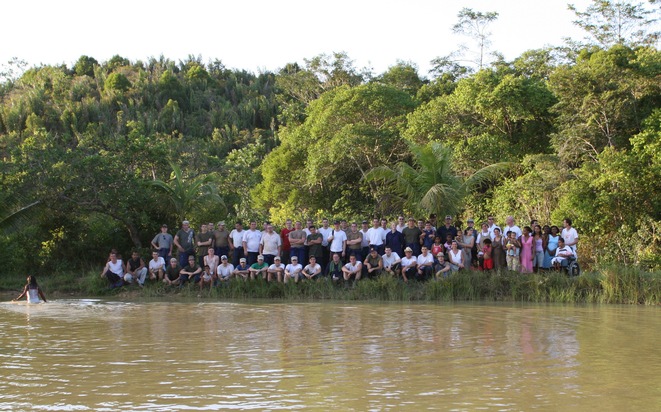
[229,221,245,267]
[249,255,269,280]
[364,247,383,278]
[302,255,322,280]
[327,220,347,262]
[151,224,173,263]
[148,250,166,282]
[213,221,230,259]
[216,255,234,284]
[284,256,303,283]
[242,220,262,266]
[402,218,422,256]
[267,256,285,282]
[382,246,402,277]
[164,257,182,286]
[434,253,451,279]
[174,220,196,269]
[438,215,458,243]
[400,247,418,282]
[259,224,281,266]
[233,257,250,280]
[179,255,202,287]
[342,254,362,282]
[417,246,434,281]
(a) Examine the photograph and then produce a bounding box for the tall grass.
[2,267,661,305]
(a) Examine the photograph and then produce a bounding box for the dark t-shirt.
[166,265,181,281]
[176,229,196,252]
[307,233,324,258]
[402,227,422,245]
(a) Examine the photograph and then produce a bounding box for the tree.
[363,141,513,218]
[452,8,499,70]
[74,55,98,77]
[375,61,426,97]
[568,0,659,47]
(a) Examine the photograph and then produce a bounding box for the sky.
[2,0,596,77]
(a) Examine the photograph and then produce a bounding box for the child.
[199,265,213,291]
[14,275,47,303]
[505,231,521,272]
[482,239,494,271]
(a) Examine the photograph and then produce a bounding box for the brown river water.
[1,300,660,411]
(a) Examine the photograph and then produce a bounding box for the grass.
[3,266,661,305]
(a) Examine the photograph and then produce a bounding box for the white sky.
[2,0,595,77]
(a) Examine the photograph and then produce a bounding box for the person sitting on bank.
[233,257,250,280]
[400,247,418,283]
[382,246,401,277]
[199,265,213,291]
[551,237,575,270]
[342,254,362,283]
[326,253,344,284]
[364,247,383,278]
[101,251,126,289]
[284,256,303,283]
[14,275,47,303]
[417,246,434,281]
[216,255,234,284]
[179,256,202,287]
[148,251,166,281]
[249,255,269,280]
[434,253,451,279]
[164,258,181,286]
[267,256,286,282]
[302,255,322,281]
[125,250,148,287]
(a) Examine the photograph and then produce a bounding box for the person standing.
[288,221,307,264]
[402,218,422,256]
[259,224,281,265]
[562,218,579,254]
[151,224,173,263]
[229,221,245,267]
[345,222,364,262]
[328,220,347,263]
[280,219,294,266]
[242,220,262,266]
[195,223,214,267]
[306,225,324,262]
[317,218,333,268]
[213,221,230,259]
[174,220,196,269]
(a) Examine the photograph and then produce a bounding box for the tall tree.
[452,8,500,70]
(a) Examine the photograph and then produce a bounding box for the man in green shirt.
[249,255,269,280]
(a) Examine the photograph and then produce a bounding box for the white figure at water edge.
[13,275,47,303]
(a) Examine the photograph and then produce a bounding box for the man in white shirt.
[267,256,285,282]
[342,254,362,282]
[502,216,522,239]
[229,221,245,267]
[216,255,234,284]
[284,256,303,283]
[259,224,281,265]
[148,251,166,281]
[486,215,502,239]
[561,218,579,253]
[367,218,384,254]
[302,256,322,280]
[382,246,401,277]
[417,246,434,281]
[318,218,334,268]
[396,215,406,233]
[242,220,262,266]
[551,237,576,269]
[328,220,347,262]
[400,247,418,283]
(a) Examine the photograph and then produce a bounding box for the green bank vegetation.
[1,1,660,287]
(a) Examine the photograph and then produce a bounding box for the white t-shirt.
[285,263,303,275]
[318,226,333,247]
[366,227,384,245]
[396,224,406,233]
[329,229,347,253]
[344,261,362,273]
[204,255,219,275]
[360,229,370,248]
[268,263,285,272]
[449,249,463,265]
[149,257,165,272]
[242,229,262,252]
[417,253,434,267]
[260,231,281,255]
[229,229,244,249]
[502,225,522,239]
[382,252,401,268]
[303,263,321,275]
[561,227,579,251]
[401,255,417,268]
[217,263,234,279]
[107,259,124,276]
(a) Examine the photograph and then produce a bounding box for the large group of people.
[100,214,579,288]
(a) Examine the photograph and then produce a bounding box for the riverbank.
[2,265,660,305]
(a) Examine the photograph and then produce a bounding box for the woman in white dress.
[14,275,47,303]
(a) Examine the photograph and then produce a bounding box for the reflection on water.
[1,300,660,410]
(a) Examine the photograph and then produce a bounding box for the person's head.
[407,218,415,228]
[405,247,413,255]
[372,218,379,228]
[523,226,532,235]
[250,220,257,230]
[484,238,492,245]
[208,247,215,256]
[558,237,565,246]
[551,225,559,235]
[425,221,432,230]
[564,218,572,228]
[421,246,428,255]
[481,223,489,231]
[385,246,392,256]
[418,219,424,229]
[218,221,226,229]
[530,220,538,227]
[321,218,328,228]
[398,216,405,225]
[240,257,247,266]
[131,251,140,259]
[152,251,159,260]
[434,236,441,244]
[334,220,341,228]
[235,221,243,230]
[451,240,458,249]
[221,255,228,264]
[332,253,340,262]
[266,224,274,233]
[170,258,178,267]
[340,220,348,229]
[309,225,317,233]
[446,234,453,242]
[487,215,495,225]
[208,222,215,231]
[351,222,358,232]
[543,225,550,234]
[204,265,210,273]
[161,224,168,233]
[362,220,369,229]
[466,227,474,236]
[27,275,37,286]
[349,254,356,263]
[436,253,445,262]
[381,219,388,228]
[188,256,196,265]
[257,255,264,263]
[494,228,501,237]
[370,247,378,256]
[291,256,298,264]
[508,231,516,239]
[429,214,437,225]
[309,256,316,263]
[506,216,514,226]
[274,256,281,265]
[200,223,207,232]
[533,225,542,234]
[182,220,190,230]
[286,219,293,228]
[445,215,452,225]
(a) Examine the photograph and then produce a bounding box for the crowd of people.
[100,214,579,289]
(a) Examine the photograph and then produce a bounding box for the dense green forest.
[1,1,660,275]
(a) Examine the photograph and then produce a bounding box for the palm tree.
[148,162,225,223]
[0,193,40,233]
[363,141,513,218]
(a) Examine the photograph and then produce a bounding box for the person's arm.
[13,285,28,301]
[341,240,346,256]
[138,258,146,271]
